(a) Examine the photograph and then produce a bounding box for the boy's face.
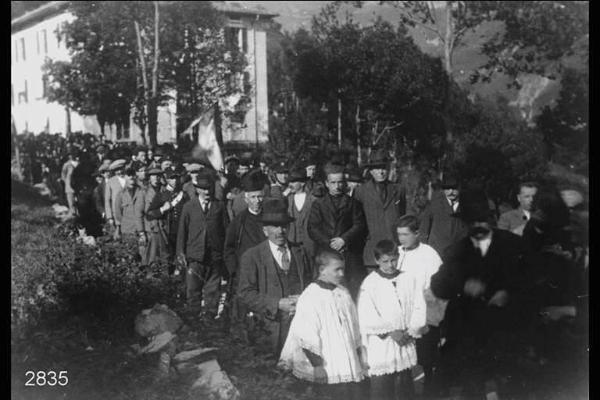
[397,227,419,249]
[319,259,345,286]
[376,254,398,275]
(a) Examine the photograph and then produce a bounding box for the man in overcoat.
[237,198,313,356]
[177,171,229,315]
[430,192,527,398]
[353,149,407,271]
[419,175,470,259]
[308,162,366,297]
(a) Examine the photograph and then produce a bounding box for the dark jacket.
[224,209,266,275]
[307,193,366,254]
[419,191,469,259]
[237,240,313,354]
[146,188,189,243]
[92,181,105,217]
[431,229,527,341]
[176,198,229,266]
[353,180,407,265]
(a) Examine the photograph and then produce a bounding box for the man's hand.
[314,366,328,383]
[540,306,576,323]
[278,297,297,314]
[138,232,147,246]
[488,290,509,307]
[464,278,486,298]
[160,201,172,213]
[389,329,412,346]
[329,237,345,251]
[113,226,121,241]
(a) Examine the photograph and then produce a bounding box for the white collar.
[248,208,260,216]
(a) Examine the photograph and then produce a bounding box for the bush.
[12,201,182,343]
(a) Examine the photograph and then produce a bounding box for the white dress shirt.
[446,197,459,212]
[268,240,291,270]
[293,192,307,211]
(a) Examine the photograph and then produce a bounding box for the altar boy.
[278,249,366,399]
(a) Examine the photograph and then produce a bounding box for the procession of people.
[13,131,588,399]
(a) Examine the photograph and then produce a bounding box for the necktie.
[278,246,290,271]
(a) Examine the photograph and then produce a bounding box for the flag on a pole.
[182,108,224,171]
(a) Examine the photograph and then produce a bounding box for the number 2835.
[25,371,68,386]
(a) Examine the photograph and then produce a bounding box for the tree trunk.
[65,106,71,135]
[148,1,160,147]
[442,1,454,171]
[135,20,151,145]
[355,104,361,165]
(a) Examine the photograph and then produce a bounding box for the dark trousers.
[369,370,414,400]
[146,231,168,267]
[416,325,441,395]
[186,259,221,313]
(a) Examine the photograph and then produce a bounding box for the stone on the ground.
[191,359,240,400]
[135,304,183,338]
[173,347,218,363]
[140,331,177,354]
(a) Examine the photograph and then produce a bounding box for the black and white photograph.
[11,1,588,399]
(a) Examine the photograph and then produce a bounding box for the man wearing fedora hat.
[146,168,189,274]
[419,173,470,259]
[354,149,407,271]
[238,198,314,356]
[177,171,229,316]
[430,191,527,399]
[287,167,317,259]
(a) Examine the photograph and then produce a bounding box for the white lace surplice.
[357,271,426,376]
[278,283,366,384]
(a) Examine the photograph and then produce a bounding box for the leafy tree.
[536,68,588,175]
[43,1,247,146]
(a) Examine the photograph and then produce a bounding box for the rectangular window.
[15,40,19,62]
[241,28,247,54]
[24,80,28,103]
[18,80,28,104]
[56,24,60,48]
[20,37,26,61]
[37,31,40,54]
[43,29,48,54]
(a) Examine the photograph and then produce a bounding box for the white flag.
[183,109,224,171]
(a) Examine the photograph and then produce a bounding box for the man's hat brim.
[261,214,295,225]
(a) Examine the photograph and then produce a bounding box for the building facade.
[11,1,274,146]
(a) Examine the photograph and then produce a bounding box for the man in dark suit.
[238,198,313,356]
[308,162,366,297]
[419,175,469,259]
[353,149,407,271]
[430,193,527,399]
[177,171,229,316]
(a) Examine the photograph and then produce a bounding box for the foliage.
[474,1,589,85]
[452,95,547,205]
[536,68,588,176]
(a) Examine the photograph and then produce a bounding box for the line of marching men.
[71,144,587,400]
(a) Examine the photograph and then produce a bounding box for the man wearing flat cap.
[146,168,189,274]
[430,191,527,399]
[177,171,229,316]
[238,198,313,355]
[286,167,317,259]
[104,159,128,232]
[144,167,164,266]
[419,174,470,259]
[354,149,407,271]
[308,161,367,298]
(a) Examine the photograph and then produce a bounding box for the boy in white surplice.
[278,249,366,399]
[358,239,427,400]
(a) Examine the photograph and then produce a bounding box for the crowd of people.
[13,131,588,399]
